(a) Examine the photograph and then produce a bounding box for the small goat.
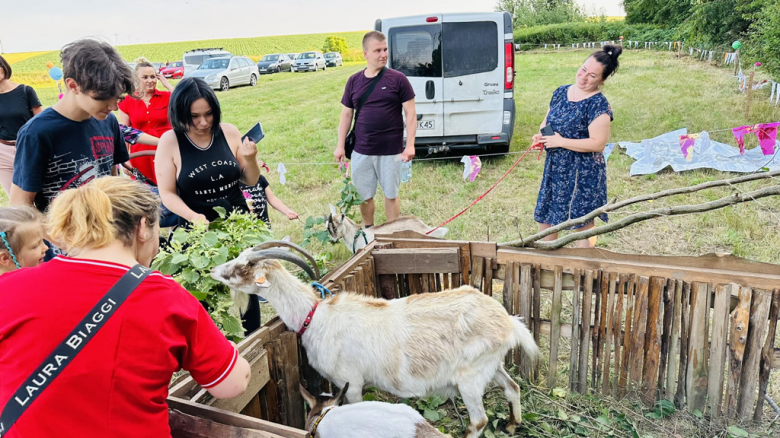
[326,204,448,253]
[301,382,451,438]
[211,241,539,438]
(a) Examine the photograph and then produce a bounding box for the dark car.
[324,52,343,67]
[256,53,292,74]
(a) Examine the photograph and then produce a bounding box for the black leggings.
[242,294,261,334]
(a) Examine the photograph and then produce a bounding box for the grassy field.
[3,49,780,436]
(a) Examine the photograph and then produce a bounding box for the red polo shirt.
[118,90,172,184]
[0,257,237,437]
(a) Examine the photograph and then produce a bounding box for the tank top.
[175,128,248,223]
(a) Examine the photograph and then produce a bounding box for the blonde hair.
[47,177,160,251]
[0,206,45,265]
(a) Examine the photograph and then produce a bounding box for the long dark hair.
[591,44,623,80]
[168,77,222,135]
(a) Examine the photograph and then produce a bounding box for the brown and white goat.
[211,241,539,438]
[301,383,450,438]
[326,204,448,253]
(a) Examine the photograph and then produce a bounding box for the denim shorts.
[148,186,180,228]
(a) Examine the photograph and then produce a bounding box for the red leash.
[426,144,544,235]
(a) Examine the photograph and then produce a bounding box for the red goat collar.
[297,301,319,336]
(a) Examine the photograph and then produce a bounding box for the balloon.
[46,61,54,69]
[732,41,742,50]
[49,67,63,81]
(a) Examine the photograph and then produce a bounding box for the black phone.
[242,122,265,143]
[540,124,554,137]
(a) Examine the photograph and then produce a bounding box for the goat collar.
[352,228,369,252]
[307,407,333,438]
[298,283,333,336]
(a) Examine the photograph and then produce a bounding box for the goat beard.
[230,289,252,317]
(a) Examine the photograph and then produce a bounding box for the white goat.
[326,204,448,253]
[211,241,539,438]
[300,383,451,438]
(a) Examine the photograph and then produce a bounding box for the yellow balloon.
[46,62,54,69]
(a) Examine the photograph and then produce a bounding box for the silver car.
[292,51,326,72]
[188,56,259,91]
[324,52,343,67]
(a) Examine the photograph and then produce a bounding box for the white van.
[376,12,516,154]
[182,48,233,77]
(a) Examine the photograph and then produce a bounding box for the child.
[0,206,48,275]
[241,171,298,225]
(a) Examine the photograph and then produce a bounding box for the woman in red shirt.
[0,177,250,437]
[118,59,175,185]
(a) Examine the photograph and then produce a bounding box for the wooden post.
[601,273,617,395]
[726,286,752,418]
[343,275,356,294]
[519,264,532,379]
[628,276,650,394]
[687,282,709,412]
[658,279,674,401]
[707,284,732,417]
[569,269,582,393]
[578,269,594,393]
[641,277,665,404]
[548,265,563,388]
[470,256,484,291]
[532,264,542,381]
[421,273,430,293]
[611,274,626,398]
[754,289,780,421]
[502,263,515,369]
[354,266,365,296]
[484,257,494,295]
[737,288,773,420]
[618,274,636,398]
[666,280,683,402]
[745,70,754,118]
[591,270,603,390]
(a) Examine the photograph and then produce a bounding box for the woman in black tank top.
[155,78,261,225]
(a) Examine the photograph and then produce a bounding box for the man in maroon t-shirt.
[334,31,416,227]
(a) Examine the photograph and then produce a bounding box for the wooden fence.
[319,233,780,421]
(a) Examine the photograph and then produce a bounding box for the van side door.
[386,18,445,141]
[440,17,503,137]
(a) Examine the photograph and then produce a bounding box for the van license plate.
[417,120,435,130]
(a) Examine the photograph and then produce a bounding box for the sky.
[1,0,625,53]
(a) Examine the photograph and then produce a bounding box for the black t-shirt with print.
[0,85,42,141]
[240,175,270,224]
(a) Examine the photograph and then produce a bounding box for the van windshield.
[389,24,442,78]
[199,58,230,70]
[442,21,498,78]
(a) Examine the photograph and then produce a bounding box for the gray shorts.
[351,151,402,201]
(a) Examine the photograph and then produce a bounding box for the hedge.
[514,22,680,49]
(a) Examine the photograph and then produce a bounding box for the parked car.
[160,61,185,79]
[182,47,233,76]
[287,53,299,63]
[324,52,344,67]
[377,12,515,154]
[292,51,326,72]
[257,53,292,74]
[187,56,259,91]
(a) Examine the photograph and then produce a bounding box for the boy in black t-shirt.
[10,39,134,213]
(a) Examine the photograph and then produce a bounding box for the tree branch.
[501,169,780,247]
[506,184,780,249]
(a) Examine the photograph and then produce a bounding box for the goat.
[301,382,451,438]
[211,241,539,438]
[325,204,448,253]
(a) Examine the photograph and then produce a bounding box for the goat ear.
[329,204,338,216]
[299,383,317,409]
[334,382,349,406]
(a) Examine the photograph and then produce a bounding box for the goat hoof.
[497,418,517,435]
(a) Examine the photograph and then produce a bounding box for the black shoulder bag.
[344,67,387,160]
[0,264,151,437]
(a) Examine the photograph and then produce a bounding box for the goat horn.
[252,240,321,279]
[248,249,318,281]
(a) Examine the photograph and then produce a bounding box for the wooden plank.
[169,408,290,438]
[378,274,396,300]
[354,266,365,296]
[666,280,683,403]
[591,270,603,390]
[628,276,650,393]
[461,251,471,286]
[409,274,422,295]
[470,241,498,260]
[595,271,610,390]
[443,271,450,290]
[675,282,691,408]
[532,264,542,382]
[519,264,533,379]
[618,274,636,399]
[320,240,376,286]
[278,332,304,429]
[602,273,617,395]
[512,262,521,367]
[726,286,752,418]
[167,397,307,438]
[641,277,665,404]
[578,269,594,393]
[737,288,773,420]
[421,272,430,293]
[707,284,732,417]
[569,269,582,393]
[503,262,515,369]
[484,258,494,295]
[398,274,409,298]
[470,256,485,290]
[754,288,780,421]
[434,273,441,292]
[365,259,377,298]
[611,274,626,398]
[343,275,356,294]
[657,279,674,401]
[241,394,262,419]
[209,350,271,413]
[687,282,710,412]
[548,265,563,388]
[373,248,460,274]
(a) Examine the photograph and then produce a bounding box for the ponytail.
[591,44,622,80]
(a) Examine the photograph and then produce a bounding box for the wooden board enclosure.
[319,234,780,420]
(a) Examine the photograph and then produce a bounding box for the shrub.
[322,36,349,55]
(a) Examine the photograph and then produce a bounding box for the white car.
[188,56,259,91]
[377,12,516,154]
[182,48,233,77]
[292,51,326,72]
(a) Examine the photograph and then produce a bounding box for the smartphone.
[242,122,265,143]
[540,124,554,137]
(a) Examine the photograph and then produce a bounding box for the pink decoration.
[242,190,252,199]
[755,62,762,67]
[468,156,482,182]
[58,93,63,100]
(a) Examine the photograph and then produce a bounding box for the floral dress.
[534,85,613,229]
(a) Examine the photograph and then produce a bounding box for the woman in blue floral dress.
[534,45,622,248]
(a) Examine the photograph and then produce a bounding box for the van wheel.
[249,74,257,86]
[220,77,229,92]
